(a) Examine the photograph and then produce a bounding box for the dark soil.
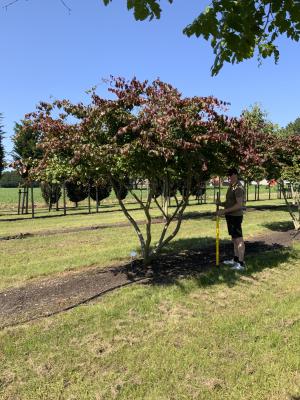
[0,218,164,241]
[0,229,299,329]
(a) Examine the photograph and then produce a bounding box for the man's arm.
[217,197,243,216]
[216,199,226,207]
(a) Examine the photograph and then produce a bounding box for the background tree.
[65,181,88,206]
[90,179,112,205]
[241,104,278,135]
[283,117,300,136]
[274,134,300,230]
[11,119,44,183]
[40,182,62,210]
[0,170,23,188]
[112,176,131,201]
[238,104,280,183]
[103,0,300,74]
[0,113,5,178]
[13,120,43,164]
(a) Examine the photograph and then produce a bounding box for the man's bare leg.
[233,239,239,259]
[233,237,245,262]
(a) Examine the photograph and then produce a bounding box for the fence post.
[88,183,91,214]
[246,182,249,201]
[31,183,34,218]
[279,182,282,199]
[21,187,26,214]
[63,182,67,215]
[18,188,21,215]
[25,186,29,214]
[96,186,99,213]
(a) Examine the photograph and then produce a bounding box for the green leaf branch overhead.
[103,0,300,75]
[103,0,173,20]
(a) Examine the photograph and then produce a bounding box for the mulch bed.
[0,229,299,329]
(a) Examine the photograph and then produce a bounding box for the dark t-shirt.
[224,181,245,216]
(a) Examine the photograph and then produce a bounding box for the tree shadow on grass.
[190,246,295,291]
[161,236,230,254]
[262,220,294,232]
[128,235,296,292]
[182,211,213,220]
[248,204,290,212]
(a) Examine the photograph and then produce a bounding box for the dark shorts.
[225,215,243,239]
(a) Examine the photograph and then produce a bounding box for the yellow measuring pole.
[216,192,220,267]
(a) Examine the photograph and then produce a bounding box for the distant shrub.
[65,181,88,205]
[90,181,112,204]
[40,182,61,207]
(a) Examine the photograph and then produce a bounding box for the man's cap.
[227,167,239,176]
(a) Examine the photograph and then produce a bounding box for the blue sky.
[1,0,300,162]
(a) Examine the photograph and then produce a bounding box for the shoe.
[223,259,236,265]
[231,262,245,271]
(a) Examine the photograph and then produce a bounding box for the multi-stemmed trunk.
[112,177,191,265]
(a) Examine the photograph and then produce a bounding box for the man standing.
[216,167,246,271]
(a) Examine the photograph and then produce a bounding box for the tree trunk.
[96,186,99,213]
[88,184,91,214]
[280,180,300,231]
[162,176,169,220]
[112,174,191,266]
[63,183,67,215]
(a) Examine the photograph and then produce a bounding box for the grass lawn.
[0,191,299,399]
[0,201,294,290]
[0,243,299,399]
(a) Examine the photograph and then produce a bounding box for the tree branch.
[3,0,71,13]
[129,187,153,259]
[59,0,71,14]
[130,189,146,211]
[112,181,146,254]
[151,198,188,256]
[154,196,168,220]
[3,0,20,10]
[152,193,186,254]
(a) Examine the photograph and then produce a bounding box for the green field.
[0,198,292,290]
[0,193,299,399]
[0,184,279,212]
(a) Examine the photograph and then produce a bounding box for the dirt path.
[0,204,290,241]
[0,229,299,329]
